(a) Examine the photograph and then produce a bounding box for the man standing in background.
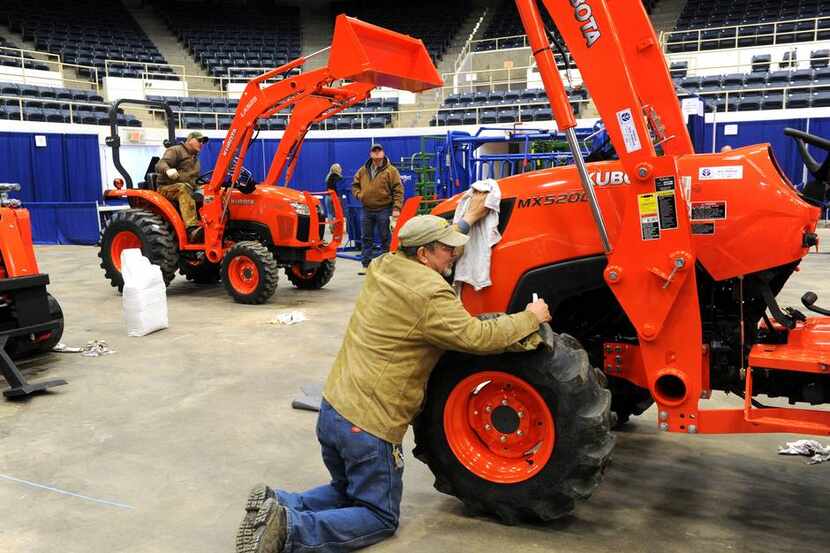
[352,144,402,275]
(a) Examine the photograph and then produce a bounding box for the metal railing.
[0,95,122,124]
[0,50,101,92]
[662,16,830,53]
[453,8,489,73]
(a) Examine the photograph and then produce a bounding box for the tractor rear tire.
[412,333,615,524]
[285,259,335,290]
[98,209,178,292]
[178,254,221,284]
[609,377,654,427]
[221,241,278,304]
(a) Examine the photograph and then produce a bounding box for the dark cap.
[370,143,384,152]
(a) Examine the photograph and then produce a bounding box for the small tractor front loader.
[397,0,830,524]
[99,15,442,304]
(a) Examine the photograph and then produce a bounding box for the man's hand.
[525,298,551,324]
[462,190,490,227]
[166,168,180,181]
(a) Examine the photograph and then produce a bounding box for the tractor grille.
[296,215,310,242]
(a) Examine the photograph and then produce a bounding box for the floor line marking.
[0,473,134,510]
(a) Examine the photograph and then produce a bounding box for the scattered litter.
[52,342,83,353]
[778,439,830,464]
[269,311,307,326]
[81,340,116,357]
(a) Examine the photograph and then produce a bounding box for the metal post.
[565,127,611,253]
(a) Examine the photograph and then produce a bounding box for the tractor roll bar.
[105,99,176,189]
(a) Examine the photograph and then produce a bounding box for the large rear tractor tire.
[221,241,278,304]
[412,333,615,524]
[98,209,178,292]
[285,259,335,290]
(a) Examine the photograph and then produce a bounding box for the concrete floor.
[0,232,829,553]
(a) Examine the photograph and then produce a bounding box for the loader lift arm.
[517,0,703,430]
[199,15,442,263]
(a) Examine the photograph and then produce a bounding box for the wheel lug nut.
[517,411,524,418]
[500,435,507,442]
[484,424,491,431]
[501,399,508,406]
[517,430,523,436]
[473,410,479,416]
[485,406,492,413]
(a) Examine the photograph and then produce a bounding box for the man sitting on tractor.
[155,131,209,242]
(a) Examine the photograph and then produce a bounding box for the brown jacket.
[351,158,403,210]
[323,251,541,444]
[155,143,201,186]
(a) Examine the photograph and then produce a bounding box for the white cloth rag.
[778,439,830,465]
[452,178,502,291]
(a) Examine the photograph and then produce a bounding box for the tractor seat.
[138,156,160,191]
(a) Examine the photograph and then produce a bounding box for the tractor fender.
[506,255,609,314]
[104,189,188,248]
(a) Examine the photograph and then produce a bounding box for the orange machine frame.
[108,15,442,264]
[396,0,827,436]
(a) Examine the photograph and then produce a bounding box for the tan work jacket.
[323,252,541,444]
[155,144,201,186]
[351,158,403,210]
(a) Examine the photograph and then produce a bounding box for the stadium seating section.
[330,1,471,62]
[430,88,588,126]
[154,2,301,82]
[0,37,49,71]
[146,95,399,130]
[0,0,175,81]
[668,0,829,52]
[0,82,141,126]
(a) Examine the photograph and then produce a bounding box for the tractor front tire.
[285,259,335,290]
[221,241,278,304]
[6,293,64,359]
[413,333,615,524]
[98,209,178,292]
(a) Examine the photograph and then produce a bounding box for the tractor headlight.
[290,201,310,216]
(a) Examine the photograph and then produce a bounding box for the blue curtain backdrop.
[2,123,828,245]
[0,132,101,244]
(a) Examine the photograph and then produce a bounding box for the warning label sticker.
[691,201,727,220]
[641,215,660,240]
[638,193,660,240]
[616,108,642,153]
[655,176,678,230]
[698,166,743,181]
[692,222,715,235]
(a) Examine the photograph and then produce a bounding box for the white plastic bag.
[121,248,168,336]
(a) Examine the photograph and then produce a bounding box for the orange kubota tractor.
[397,0,830,524]
[98,16,442,304]
[0,183,65,398]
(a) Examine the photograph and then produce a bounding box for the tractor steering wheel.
[784,127,830,206]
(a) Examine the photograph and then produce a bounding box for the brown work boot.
[236,484,277,551]
[237,497,287,553]
[187,225,204,243]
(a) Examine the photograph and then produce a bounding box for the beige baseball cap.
[398,215,469,248]
[187,131,208,144]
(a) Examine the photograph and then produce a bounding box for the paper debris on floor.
[778,439,830,464]
[53,343,83,353]
[268,311,307,326]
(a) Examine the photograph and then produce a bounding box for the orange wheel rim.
[444,371,555,484]
[110,231,142,271]
[227,256,259,295]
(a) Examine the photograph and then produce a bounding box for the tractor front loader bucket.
[328,15,443,92]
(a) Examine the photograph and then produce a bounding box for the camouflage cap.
[397,215,469,248]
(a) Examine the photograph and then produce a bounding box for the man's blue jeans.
[360,206,391,267]
[275,399,403,553]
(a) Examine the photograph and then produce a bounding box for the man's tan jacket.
[323,252,540,444]
[155,144,201,186]
[351,158,403,210]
